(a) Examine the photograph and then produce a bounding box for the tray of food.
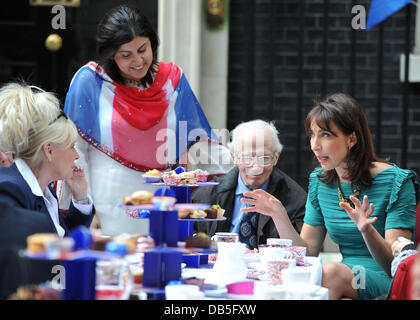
[142,168,215,186]
[22,233,115,261]
[177,204,225,220]
[148,181,219,187]
[118,203,212,211]
[121,188,226,221]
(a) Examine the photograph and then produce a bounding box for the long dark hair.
[304,93,388,189]
[95,5,159,87]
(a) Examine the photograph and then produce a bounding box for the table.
[181,256,329,300]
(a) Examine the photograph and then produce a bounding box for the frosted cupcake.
[143,169,162,183]
[193,169,209,182]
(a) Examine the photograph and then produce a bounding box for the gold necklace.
[336,180,360,209]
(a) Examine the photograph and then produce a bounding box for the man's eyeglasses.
[49,110,68,125]
[236,154,275,167]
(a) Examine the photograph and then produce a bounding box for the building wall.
[158,0,230,131]
[227,0,420,189]
[0,0,157,101]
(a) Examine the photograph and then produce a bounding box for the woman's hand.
[240,189,285,217]
[339,195,378,233]
[65,164,89,201]
[90,215,102,231]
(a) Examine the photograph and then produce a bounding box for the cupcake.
[162,171,181,186]
[123,190,153,205]
[27,233,59,254]
[179,171,196,184]
[178,209,192,219]
[143,169,162,183]
[193,169,209,182]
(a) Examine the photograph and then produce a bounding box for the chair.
[388,193,420,300]
[389,253,418,300]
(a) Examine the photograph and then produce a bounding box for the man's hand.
[241,189,285,217]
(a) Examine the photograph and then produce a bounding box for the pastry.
[123,190,153,205]
[185,232,212,248]
[8,285,61,300]
[143,169,162,182]
[27,233,59,253]
[178,209,192,219]
[113,233,141,253]
[189,210,206,219]
[152,196,177,210]
[204,207,218,219]
[143,169,161,177]
[179,171,196,184]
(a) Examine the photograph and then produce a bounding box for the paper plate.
[178,217,226,222]
[118,203,211,211]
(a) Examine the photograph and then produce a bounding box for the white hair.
[0,82,78,168]
[228,119,283,154]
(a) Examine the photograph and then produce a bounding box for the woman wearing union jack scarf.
[57,5,233,236]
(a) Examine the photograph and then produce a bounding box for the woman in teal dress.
[241,93,418,299]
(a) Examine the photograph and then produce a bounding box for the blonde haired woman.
[0,83,95,237]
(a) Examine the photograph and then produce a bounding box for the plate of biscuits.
[120,189,226,221]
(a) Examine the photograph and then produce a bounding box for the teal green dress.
[304,163,417,300]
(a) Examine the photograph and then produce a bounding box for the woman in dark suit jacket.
[0,82,97,298]
[0,200,56,299]
[0,82,95,237]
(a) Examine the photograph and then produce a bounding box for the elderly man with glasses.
[192,119,307,249]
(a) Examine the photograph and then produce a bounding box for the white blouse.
[15,158,93,237]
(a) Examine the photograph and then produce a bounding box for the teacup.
[259,247,292,264]
[285,246,307,265]
[281,267,312,286]
[267,238,292,248]
[266,259,296,285]
[211,232,239,243]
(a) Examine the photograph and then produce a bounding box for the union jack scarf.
[64,61,220,171]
